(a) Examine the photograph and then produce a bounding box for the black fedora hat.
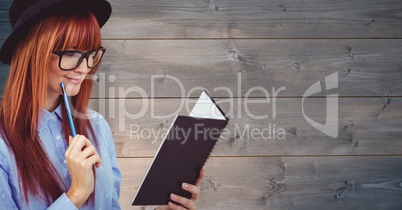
[0,0,112,65]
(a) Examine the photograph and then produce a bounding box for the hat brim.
[0,0,112,64]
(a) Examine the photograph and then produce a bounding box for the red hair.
[0,11,101,206]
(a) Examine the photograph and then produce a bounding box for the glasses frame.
[52,47,106,71]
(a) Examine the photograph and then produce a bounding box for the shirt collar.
[37,103,63,133]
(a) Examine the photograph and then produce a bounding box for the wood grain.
[2,39,402,98]
[87,97,402,157]
[118,156,402,210]
[105,0,402,39]
[3,0,402,39]
[74,39,402,98]
[0,0,401,209]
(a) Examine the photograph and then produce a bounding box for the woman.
[0,0,203,209]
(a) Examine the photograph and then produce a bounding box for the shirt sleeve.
[0,150,19,210]
[0,137,79,210]
[99,115,122,210]
[0,148,78,210]
[46,193,78,210]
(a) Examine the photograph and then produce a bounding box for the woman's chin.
[65,84,82,96]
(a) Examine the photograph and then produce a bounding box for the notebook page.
[189,91,226,120]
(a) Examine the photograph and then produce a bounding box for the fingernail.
[171,193,177,199]
[182,183,188,189]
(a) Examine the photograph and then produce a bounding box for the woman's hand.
[157,169,205,210]
[65,135,102,208]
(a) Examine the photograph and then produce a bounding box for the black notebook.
[132,90,229,205]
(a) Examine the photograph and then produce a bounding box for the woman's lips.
[65,76,82,85]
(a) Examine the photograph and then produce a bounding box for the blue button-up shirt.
[0,105,121,209]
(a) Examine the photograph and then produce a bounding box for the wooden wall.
[1,0,402,209]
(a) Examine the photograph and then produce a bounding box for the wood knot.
[292,62,301,71]
[162,73,168,81]
[279,4,286,12]
[200,179,218,191]
[344,121,354,130]
[92,74,100,85]
[160,120,169,128]
[335,191,344,201]
[263,194,271,202]
[344,68,352,76]
[296,129,304,137]
[228,50,240,61]
[209,3,219,11]
[334,181,356,201]
[287,127,303,137]
[382,98,392,110]
[352,138,358,147]
[281,164,287,173]
[345,181,355,190]
[346,46,355,59]
[264,178,287,203]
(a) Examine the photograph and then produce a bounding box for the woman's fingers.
[72,135,92,152]
[182,183,200,200]
[79,145,102,167]
[66,135,102,168]
[156,170,206,210]
[86,153,102,168]
[167,181,202,209]
[169,194,197,210]
[65,134,102,206]
[66,135,92,156]
[194,169,205,187]
[184,169,205,201]
[79,145,96,159]
[168,201,186,210]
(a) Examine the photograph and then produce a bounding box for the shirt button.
[64,159,67,164]
[56,135,61,140]
[50,114,55,119]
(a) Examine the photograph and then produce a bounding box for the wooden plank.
[0,0,11,10]
[0,0,13,39]
[0,62,7,96]
[117,156,402,210]
[2,39,402,98]
[87,97,402,157]
[89,39,402,98]
[1,0,402,39]
[104,0,402,39]
[0,10,9,40]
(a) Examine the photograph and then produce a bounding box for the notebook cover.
[132,115,229,205]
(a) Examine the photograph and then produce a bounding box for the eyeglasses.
[52,47,106,71]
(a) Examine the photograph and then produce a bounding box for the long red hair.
[0,11,101,206]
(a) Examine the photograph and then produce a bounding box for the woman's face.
[48,52,91,100]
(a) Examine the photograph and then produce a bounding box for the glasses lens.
[87,49,104,68]
[60,52,82,70]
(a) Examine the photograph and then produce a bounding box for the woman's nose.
[73,58,91,74]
